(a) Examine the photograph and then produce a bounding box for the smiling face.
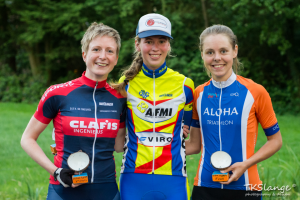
[136,36,170,70]
[82,35,118,81]
[201,34,238,82]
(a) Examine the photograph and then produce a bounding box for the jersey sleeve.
[255,85,280,136]
[34,86,61,124]
[191,86,200,128]
[183,78,194,127]
[119,98,127,128]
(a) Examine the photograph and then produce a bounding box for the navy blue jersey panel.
[43,95,63,119]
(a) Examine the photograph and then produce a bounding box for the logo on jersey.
[203,107,238,116]
[230,92,239,97]
[273,124,279,131]
[139,90,149,99]
[159,66,167,73]
[137,132,173,146]
[42,81,74,101]
[159,93,173,97]
[69,120,118,135]
[137,101,148,113]
[145,108,173,118]
[99,102,113,106]
[208,93,219,98]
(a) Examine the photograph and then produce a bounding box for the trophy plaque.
[67,150,90,184]
[210,151,232,182]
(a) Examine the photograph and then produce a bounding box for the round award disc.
[211,151,232,170]
[67,151,90,172]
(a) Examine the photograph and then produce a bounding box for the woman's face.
[136,36,170,70]
[83,35,118,81]
[201,34,238,82]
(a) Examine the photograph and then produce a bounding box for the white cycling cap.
[136,13,173,39]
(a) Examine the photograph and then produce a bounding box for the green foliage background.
[0,0,300,114]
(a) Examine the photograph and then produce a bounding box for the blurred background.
[1,1,300,199]
[0,0,299,114]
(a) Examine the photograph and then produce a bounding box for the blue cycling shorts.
[120,173,188,200]
[46,182,120,200]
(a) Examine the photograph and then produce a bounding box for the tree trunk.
[25,44,41,77]
[201,0,208,28]
[45,40,52,84]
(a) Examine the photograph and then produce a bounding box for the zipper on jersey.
[91,81,98,183]
[219,82,223,151]
[152,71,156,174]
[219,82,223,189]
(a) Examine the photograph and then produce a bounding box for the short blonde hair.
[81,22,121,55]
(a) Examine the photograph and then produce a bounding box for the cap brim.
[138,30,173,39]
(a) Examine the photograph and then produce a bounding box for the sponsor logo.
[142,66,148,73]
[137,101,148,113]
[100,110,117,112]
[145,18,167,29]
[136,132,173,146]
[139,90,149,99]
[70,120,118,130]
[99,102,113,106]
[159,93,173,97]
[203,107,238,116]
[147,19,155,26]
[159,66,166,73]
[273,124,279,131]
[42,81,74,101]
[207,120,234,125]
[70,107,91,111]
[145,108,173,118]
[230,92,239,97]
[208,93,219,98]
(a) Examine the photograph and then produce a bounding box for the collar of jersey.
[212,72,237,88]
[81,71,107,88]
[141,61,167,78]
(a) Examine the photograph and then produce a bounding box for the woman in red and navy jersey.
[21,22,126,200]
[185,25,282,200]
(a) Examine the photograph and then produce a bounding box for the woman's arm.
[20,116,57,175]
[185,127,202,155]
[114,128,126,153]
[220,131,282,184]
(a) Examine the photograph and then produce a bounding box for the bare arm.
[185,127,202,155]
[20,116,57,176]
[221,131,282,184]
[114,128,126,153]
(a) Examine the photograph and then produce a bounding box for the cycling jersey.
[119,61,194,176]
[34,72,126,185]
[191,72,280,190]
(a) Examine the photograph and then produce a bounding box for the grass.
[0,102,299,199]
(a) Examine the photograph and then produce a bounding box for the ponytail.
[110,36,143,96]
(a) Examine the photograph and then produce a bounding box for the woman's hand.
[219,131,282,184]
[183,125,190,138]
[220,162,248,184]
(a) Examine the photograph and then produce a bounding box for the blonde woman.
[21,22,125,200]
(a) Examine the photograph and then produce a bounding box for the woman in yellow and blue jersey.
[113,13,194,200]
